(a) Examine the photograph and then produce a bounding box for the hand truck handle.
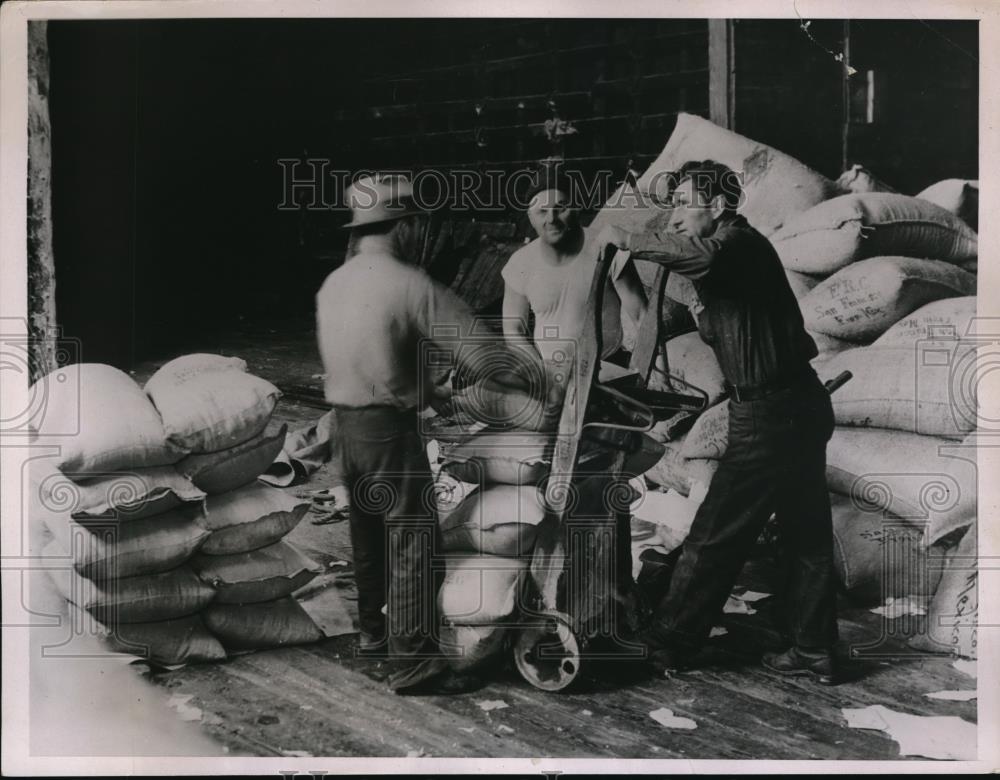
[582,382,657,433]
[824,370,853,395]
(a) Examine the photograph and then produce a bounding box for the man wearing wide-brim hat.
[316,174,498,694]
[340,173,427,229]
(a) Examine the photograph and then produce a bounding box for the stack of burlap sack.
[429,430,554,670]
[605,114,978,659]
[31,354,324,667]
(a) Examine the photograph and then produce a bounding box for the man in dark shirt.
[597,160,840,684]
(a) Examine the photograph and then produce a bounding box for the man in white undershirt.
[501,176,649,394]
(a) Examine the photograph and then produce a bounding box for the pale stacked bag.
[32,354,323,666]
[158,356,323,653]
[431,431,552,670]
[32,361,223,666]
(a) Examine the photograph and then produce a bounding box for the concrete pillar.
[27,20,57,382]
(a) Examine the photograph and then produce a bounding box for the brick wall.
[331,19,710,215]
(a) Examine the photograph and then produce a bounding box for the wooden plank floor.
[130,324,978,760]
[150,597,975,759]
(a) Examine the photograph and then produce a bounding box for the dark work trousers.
[651,371,838,655]
[335,406,443,658]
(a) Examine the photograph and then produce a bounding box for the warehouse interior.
[23,17,980,762]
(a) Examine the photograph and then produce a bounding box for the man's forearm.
[627,231,718,280]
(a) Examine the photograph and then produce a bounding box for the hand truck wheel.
[513,610,583,692]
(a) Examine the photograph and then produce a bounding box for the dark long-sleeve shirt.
[629,214,817,388]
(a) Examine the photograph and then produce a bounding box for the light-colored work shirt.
[501,226,629,367]
[316,250,481,409]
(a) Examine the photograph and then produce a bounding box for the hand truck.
[512,245,708,691]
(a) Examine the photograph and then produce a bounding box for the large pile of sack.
[604,116,979,660]
[31,354,324,666]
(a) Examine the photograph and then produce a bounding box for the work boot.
[395,669,485,696]
[645,646,695,677]
[388,657,484,696]
[638,620,696,677]
[761,646,839,685]
[356,631,389,659]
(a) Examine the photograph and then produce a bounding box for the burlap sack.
[825,427,976,546]
[191,540,321,604]
[200,483,309,555]
[829,494,944,606]
[44,506,210,580]
[817,345,976,439]
[176,425,287,494]
[873,296,977,347]
[49,564,216,623]
[440,484,545,556]
[681,401,729,460]
[786,268,823,300]
[203,596,324,651]
[634,112,839,236]
[644,434,719,497]
[771,193,979,275]
[31,364,185,472]
[438,554,528,625]
[440,431,552,486]
[908,523,977,659]
[801,257,975,342]
[655,331,726,405]
[32,462,205,522]
[145,354,281,453]
[98,612,226,666]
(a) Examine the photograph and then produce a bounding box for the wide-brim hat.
[341,174,426,228]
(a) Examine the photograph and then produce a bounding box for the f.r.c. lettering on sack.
[801,257,975,342]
